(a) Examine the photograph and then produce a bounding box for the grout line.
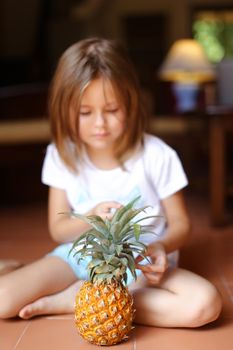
[12,321,31,350]
[133,332,137,350]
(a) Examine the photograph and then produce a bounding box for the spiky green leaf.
[110,196,141,225]
[133,223,141,240]
[65,196,161,283]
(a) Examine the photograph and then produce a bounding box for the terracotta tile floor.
[0,194,233,350]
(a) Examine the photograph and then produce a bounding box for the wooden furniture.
[150,111,233,226]
[208,107,233,226]
[0,84,49,205]
[0,118,50,145]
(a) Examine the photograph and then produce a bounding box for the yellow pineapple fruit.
[69,197,155,346]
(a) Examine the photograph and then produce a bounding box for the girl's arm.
[48,187,121,243]
[136,190,191,285]
[157,189,191,253]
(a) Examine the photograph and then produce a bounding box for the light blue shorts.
[48,243,178,286]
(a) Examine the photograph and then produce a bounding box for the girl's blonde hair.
[49,37,148,171]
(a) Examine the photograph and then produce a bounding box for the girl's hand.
[135,242,168,285]
[89,201,122,220]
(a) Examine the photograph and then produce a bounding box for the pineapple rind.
[75,281,134,346]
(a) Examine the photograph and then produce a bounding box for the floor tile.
[0,241,56,262]
[0,319,29,350]
[14,318,134,350]
[135,322,233,350]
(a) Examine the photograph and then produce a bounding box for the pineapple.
[69,197,155,346]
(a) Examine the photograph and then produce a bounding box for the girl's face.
[77,77,125,154]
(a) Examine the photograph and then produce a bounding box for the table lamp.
[159,39,216,113]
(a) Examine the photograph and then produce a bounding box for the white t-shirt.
[42,133,188,246]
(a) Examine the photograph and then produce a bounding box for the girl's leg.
[0,259,24,276]
[130,268,222,328]
[19,280,82,319]
[19,267,222,325]
[0,256,77,319]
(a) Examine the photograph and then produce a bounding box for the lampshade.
[159,39,216,83]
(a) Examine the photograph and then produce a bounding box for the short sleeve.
[155,148,188,199]
[41,144,69,189]
[144,135,188,200]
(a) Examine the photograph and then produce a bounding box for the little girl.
[0,38,222,326]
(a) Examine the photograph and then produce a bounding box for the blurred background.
[0,0,233,225]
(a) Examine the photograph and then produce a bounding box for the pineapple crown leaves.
[68,196,160,284]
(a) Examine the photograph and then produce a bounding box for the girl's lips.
[93,132,109,137]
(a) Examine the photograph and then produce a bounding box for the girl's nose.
[94,112,106,127]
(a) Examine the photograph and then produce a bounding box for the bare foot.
[18,281,82,319]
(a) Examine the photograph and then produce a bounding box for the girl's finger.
[106,201,122,209]
[137,264,166,273]
[144,272,163,284]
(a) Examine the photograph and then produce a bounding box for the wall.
[105,0,233,49]
[0,0,43,57]
[1,0,233,59]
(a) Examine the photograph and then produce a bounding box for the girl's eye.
[80,111,91,116]
[106,108,118,114]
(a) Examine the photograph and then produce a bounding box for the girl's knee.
[0,286,18,319]
[188,285,222,327]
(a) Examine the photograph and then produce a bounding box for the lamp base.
[172,82,199,113]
